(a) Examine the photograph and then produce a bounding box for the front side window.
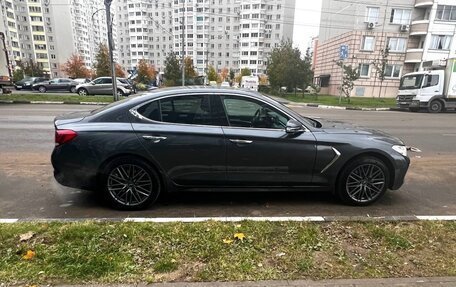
[388,37,407,52]
[430,35,452,50]
[390,8,411,24]
[423,75,439,88]
[361,36,375,51]
[221,96,289,129]
[384,64,402,78]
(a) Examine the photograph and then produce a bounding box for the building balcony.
[410,20,429,36]
[415,0,434,8]
[404,48,424,63]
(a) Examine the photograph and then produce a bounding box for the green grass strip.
[280,94,397,108]
[0,221,454,284]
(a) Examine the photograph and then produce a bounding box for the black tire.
[336,156,390,206]
[70,86,77,93]
[101,157,161,210]
[77,88,89,96]
[117,89,125,97]
[428,100,443,113]
[38,86,47,93]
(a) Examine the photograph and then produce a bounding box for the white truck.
[241,75,259,91]
[0,32,12,94]
[397,58,456,113]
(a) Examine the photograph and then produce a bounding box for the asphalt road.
[0,103,455,219]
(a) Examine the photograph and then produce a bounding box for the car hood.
[317,120,404,145]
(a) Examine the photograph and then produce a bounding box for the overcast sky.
[292,0,322,53]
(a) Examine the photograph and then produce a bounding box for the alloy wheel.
[345,163,386,203]
[107,164,153,207]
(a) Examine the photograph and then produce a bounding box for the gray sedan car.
[52,87,409,210]
[76,77,132,96]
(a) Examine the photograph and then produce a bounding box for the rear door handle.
[229,139,253,144]
[142,135,167,143]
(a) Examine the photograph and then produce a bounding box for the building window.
[384,64,402,78]
[388,37,407,52]
[358,63,370,77]
[361,36,375,51]
[429,35,452,50]
[436,5,456,21]
[390,9,411,24]
[365,7,380,23]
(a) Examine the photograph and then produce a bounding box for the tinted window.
[222,96,288,129]
[137,95,215,125]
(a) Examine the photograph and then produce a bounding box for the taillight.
[55,129,77,146]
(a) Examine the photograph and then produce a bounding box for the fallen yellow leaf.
[22,250,36,260]
[234,233,245,241]
[223,239,234,244]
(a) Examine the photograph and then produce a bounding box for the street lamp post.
[181,16,185,86]
[104,0,118,101]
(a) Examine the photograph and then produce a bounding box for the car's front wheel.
[337,156,389,206]
[102,157,161,210]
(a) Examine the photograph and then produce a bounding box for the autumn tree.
[219,67,229,82]
[164,52,181,86]
[372,47,390,98]
[240,67,251,77]
[115,64,126,78]
[184,57,197,79]
[62,54,91,78]
[136,59,156,84]
[94,43,111,77]
[207,65,217,82]
[259,74,269,85]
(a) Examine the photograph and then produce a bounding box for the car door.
[218,95,317,186]
[130,94,226,186]
[58,79,71,91]
[47,79,59,91]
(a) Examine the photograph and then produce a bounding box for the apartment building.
[406,0,456,69]
[315,0,417,98]
[116,0,295,77]
[314,0,456,98]
[0,0,52,74]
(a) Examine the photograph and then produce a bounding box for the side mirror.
[286,119,304,134]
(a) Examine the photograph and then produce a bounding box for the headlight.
[392,145,407,157]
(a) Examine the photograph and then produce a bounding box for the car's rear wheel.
[337,156,389,206]
[78,88,88,96]
[38,86,47,93]
[102,157,161,210]
[70,86,77,93]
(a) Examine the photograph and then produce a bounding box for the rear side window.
[137,95,214,125]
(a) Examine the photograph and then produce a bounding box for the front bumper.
[390,155,410,190]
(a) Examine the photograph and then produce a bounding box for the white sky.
[292,0,322,53]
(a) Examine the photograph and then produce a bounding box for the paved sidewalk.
[54,277,456,287]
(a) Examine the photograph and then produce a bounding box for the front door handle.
[142,135,167,143]
[229,139,253,144]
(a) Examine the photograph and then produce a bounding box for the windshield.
[399,75,423,90]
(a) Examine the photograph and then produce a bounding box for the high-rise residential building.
[405,0,456,68]
[47,0,111,77]
[314,0,456,98]
[314,0,416,98]
[0,0,52,74]
[116,0,295,77]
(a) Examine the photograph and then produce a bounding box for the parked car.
[75,77,132,96]
[72,78,91,85]
[117,77,136,94]
[14,77,47,90]
[52,87,410,210]
[32,78,79,93]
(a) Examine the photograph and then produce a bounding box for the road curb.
[1,215,456,224]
